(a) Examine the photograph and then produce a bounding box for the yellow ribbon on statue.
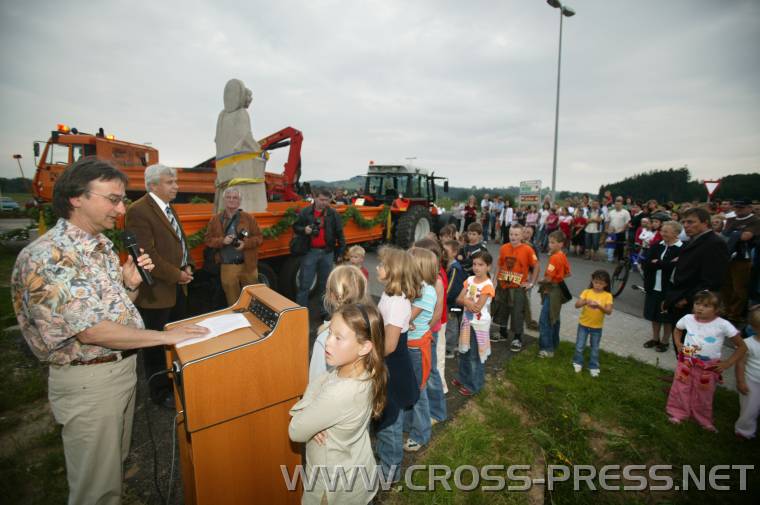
[226,177,265,187]
[215,149,270,169]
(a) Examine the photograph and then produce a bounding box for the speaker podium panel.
[165,284,308,505]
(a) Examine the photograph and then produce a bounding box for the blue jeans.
[375,409,404,481]
[404,348,431,445]
[539,295,560,352]
[296,248,333,308]
[457,329,485,393]
[573,324,603,370]
[427,332,447,422]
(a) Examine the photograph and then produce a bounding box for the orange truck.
[32,124,385,298]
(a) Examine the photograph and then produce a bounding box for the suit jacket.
[666,230,728,307]
[125,194,193,309]
[642,241,682,293]
[204,210,264,277]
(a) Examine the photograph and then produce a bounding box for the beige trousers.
[221,263,258,305]
[48,354,137,505]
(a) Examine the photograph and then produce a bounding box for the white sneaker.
[589,369,600,378]
[573,363,582,373]
[510,339,523,352]
[538,350,549,358]
[403,438,422,452]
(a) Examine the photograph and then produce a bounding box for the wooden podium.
[165,284,308,505]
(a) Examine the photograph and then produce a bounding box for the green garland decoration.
[27,203,388,250]
[341,205,390,228]
[262,207,300,239]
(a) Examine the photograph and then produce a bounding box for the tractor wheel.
[279,255,318,301]
[256,261,278,291]
[395,206,432,248]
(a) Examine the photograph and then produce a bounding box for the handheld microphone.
[121,231,154,286]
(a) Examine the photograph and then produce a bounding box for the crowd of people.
[8,155,760,504]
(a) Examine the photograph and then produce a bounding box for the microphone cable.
[165,411,181,505]
[145,368,172,505]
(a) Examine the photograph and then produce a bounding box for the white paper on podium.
[175,313,251,348]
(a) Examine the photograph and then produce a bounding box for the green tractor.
[356,163,455,248]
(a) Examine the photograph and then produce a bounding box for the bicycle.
[610,241,645,298]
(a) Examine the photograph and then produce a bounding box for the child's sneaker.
[573,363,582,373]
[403,438,422,452]
[538,350,549,358]
[510,339,523,352]
[668,416,682,424]
[589,368,600,378]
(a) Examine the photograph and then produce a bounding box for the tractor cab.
[358,163,452,248]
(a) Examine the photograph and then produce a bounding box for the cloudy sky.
[1,0,758,193]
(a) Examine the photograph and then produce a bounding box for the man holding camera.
[205,186,264,305]
[293,188,345,311]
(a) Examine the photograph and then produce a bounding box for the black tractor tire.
[394,206,433,249]
[279,255,319,301]
[256,261,278,291]
[435,212,458,234]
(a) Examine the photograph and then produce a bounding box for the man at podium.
[11,158,208,505]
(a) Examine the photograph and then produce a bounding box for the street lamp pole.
[547,0,575,203]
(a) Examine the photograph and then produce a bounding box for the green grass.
[0,250,46,413]
[0,425,67,505]
[385,342,759,504]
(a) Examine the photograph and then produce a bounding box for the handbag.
[289,234,310,256]
[559,280,573,304]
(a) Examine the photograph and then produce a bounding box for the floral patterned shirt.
[11,219,144,365]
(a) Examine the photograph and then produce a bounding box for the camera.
[232,229,250,247]
[310,220,321,236]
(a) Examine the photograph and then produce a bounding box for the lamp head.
[547,0,561,7]
[562,5,576,17]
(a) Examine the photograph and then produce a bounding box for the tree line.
[598,167,759,203]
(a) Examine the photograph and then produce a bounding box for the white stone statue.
[214,79,267,213]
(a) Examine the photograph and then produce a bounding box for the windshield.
[367,175,400,197]
[46,143,70,164]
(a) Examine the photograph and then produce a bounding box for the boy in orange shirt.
[538,231,571,357]
[492,224,539,352]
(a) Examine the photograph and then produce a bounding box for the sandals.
[655,343,670,353]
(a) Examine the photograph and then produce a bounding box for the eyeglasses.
[87,191,129,206]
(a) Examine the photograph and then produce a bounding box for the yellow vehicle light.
[57,124,70,133]
[106,134,115,140]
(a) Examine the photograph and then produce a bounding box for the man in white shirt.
[481,194,491,241]
[606,196,631,261]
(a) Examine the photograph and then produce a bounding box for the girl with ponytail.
[289,303,386,504]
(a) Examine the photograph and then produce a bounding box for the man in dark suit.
[666,207,729,323]
[126,164,194,408]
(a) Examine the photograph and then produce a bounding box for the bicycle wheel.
[610,261,630,298]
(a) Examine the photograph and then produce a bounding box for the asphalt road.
[0,217,33,231]
[361,241,646,319]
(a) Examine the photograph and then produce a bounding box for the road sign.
[519,180,541,205]
[704,180,720,201]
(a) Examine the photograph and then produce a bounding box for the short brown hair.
[693,290,721,310]
[53,157,128,219]
[548,230,566,244]
[467,222,483,234]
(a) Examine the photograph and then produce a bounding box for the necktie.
[165,205,189,266]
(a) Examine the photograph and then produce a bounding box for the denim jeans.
[483,213,491,240]
[457,329,485,393]
[296,248,333,308]
[404,348,432,445]
[445,310,462,354]
[375,409,404,482]
[427,332,448,422]
[538,295,560,352]
[572,324,603,370]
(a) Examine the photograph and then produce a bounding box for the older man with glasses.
[126,164,195,409]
